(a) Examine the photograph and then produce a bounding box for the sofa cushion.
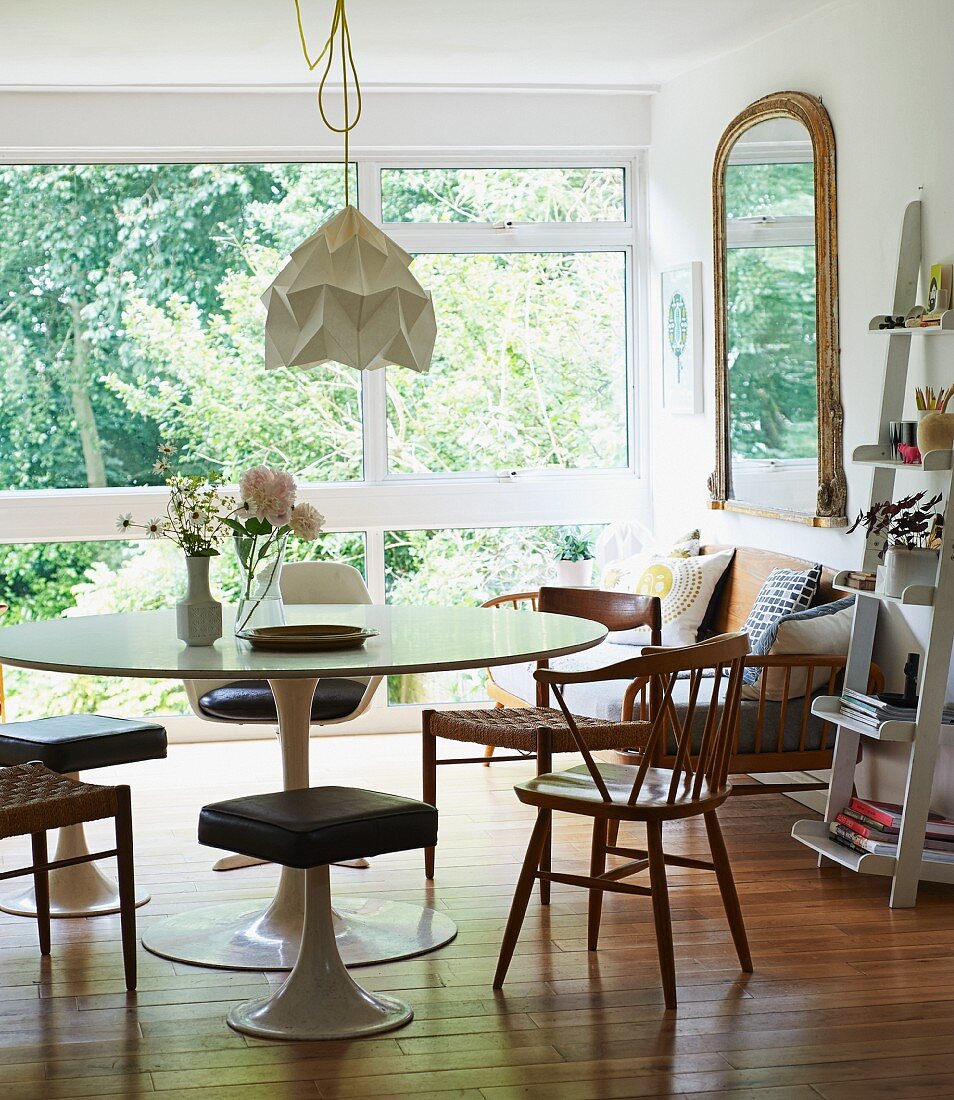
[600,548,735,647]
[741,564,822,683]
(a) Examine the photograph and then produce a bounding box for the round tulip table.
[0,603,606,972]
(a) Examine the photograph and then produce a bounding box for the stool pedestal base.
[227,866,413,1041]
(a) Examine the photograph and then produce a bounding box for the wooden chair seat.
[515,761,725,819]
[428,708,651,754]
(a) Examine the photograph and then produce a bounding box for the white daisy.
[116,513,133,532]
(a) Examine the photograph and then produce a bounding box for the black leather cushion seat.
[0,715,167,774]
[199,787,438,869]
[198,679,366,723]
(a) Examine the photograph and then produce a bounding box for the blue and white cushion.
[741,564,822,684]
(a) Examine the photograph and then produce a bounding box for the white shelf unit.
[791,198,954,907]
[832,571,935,606]
[868,309,954,333]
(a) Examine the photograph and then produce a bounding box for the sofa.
[484,544,883,795]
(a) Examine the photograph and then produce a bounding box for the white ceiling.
[3,0,836,89]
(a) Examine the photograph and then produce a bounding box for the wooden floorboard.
[2,733,954,1098]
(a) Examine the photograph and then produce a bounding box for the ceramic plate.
[241,625,379,652]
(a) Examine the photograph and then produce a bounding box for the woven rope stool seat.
[199,786,438,1041]
[0,762,138,989]
[429,707,652,754]
[0,764,117,839]
[0,716,165,920]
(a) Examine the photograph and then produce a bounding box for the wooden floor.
[2,734,954,1099]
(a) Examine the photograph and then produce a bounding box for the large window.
[1,155,640,722]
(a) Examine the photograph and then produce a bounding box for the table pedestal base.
[227,867,413,1040]
[0,821,150,918]
[142,892,457,971]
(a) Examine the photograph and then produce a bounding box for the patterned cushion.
[742,564,822,683]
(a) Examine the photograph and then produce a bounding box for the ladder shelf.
[790,198,954,907]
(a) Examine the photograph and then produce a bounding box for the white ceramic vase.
[176,555,223,646]
[882,546,939,598]
[554,558,594,587]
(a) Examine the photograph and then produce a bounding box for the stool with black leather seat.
[0,714,166,918]
[198,785,438,1040]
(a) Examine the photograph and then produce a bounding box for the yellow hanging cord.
[294,0,362,207]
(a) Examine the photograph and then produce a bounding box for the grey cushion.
[0,715,167,774]
[198,786,438,869]
[492,639,828,755]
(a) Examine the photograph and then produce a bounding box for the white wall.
[0,88,650,152]
[647,0,954,809]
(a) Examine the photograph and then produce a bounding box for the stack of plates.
[239,625,379,652]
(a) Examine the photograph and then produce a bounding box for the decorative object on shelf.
[917,411,954,456]
[927,263,952,314]
[889,419,918,460]
[903,305,926,328]
[116,445,234,647]
[843,570,876,591]
[878,651,920,710]
[262,1,436,375]
[898,442,922,464]
[661,263,703,414]
[914,385,953,415]
[848,490,942,597]
[877,315,907,330]
[554,529,595,587]
[227,466,325,637]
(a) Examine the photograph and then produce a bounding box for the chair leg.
[536,729,553,905]
[493,809,551,990]
[646,820,676,1010]
[482,745,495,767]
[30,832,50,957]
[704,810,752,973]
[606,819,620,848]
[587,817,608,951]
[114,788,138,991]
[422,712,437,880]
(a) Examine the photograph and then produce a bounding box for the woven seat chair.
[493,632,751,1010]
[423,587,661,897]
[0,763,137,989]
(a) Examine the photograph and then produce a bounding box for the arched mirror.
[709,91,846,526]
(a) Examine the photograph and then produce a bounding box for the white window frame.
[0,146,649,731]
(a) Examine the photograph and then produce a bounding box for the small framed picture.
[661,262,703,414]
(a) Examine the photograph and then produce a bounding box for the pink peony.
[240,466,297,528]
[289,502,324,541]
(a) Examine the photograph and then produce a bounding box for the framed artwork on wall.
[661,262,703,415]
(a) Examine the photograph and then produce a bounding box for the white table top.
[0,604,607,680]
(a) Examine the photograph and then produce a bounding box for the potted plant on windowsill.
[847,491,943,598]
[554,530,595,587]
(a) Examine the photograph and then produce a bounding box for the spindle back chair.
[493,631,751,1009]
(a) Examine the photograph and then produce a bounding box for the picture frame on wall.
[661,262,703,415]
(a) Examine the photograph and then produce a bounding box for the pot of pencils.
[916,385,954,457]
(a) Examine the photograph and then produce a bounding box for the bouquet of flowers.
[117,445,235,557]
[226,466,325,634]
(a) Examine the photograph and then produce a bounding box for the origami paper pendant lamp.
[264,1,436,374]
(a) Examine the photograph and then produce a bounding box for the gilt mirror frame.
[709,90,847,527]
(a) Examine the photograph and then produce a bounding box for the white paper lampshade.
[262,205,436,374]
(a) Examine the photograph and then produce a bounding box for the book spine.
[842,807,898,834]
[830,831,869,857]
[830,823,894,856]
[848,797,898,829]
[835,813,889,840]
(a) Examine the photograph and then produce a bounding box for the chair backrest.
[699,545,837,634]
[535,587,661,707]
[279,561,371,605]
[536,631,749,804]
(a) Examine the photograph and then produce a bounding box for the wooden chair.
[493,631,751,1010]
[423,587,662,897]
[0,762,137,989]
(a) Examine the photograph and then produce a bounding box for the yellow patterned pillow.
[602,548,734,647]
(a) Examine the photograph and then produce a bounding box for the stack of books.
[839,689,954,729]
[829,796,954,863]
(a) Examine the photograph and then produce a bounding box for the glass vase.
[234,532,288,637]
